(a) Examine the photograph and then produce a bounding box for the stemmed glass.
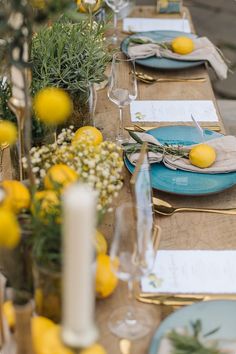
[105,0,129,44]
[109,202,155,339]
[108,52,137,144]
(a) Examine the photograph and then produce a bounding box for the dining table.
[1,4,236,354]
[94,4,236,354]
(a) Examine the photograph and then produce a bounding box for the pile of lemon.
[2,307,107,354]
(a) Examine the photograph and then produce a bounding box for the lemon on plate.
[44,164,78,190]
[34,87,73,126]
[171,36,195,55]
[189,143,216,168]
[1,180,31,213]
[95,254,118,298]
[72,126,103,146]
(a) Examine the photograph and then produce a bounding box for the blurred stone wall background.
[135,0,236,99]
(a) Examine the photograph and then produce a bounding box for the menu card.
[123,18,191,33]
[130,100,219,123]
[141,250,236,294]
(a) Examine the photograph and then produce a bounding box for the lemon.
[80,344,107,354]
[33,190,60,217]
[39,325,74,354]
[76,0,101,13]
[0,121,17,146]
[95,254,118,298]
[72,126,103,146]
[44,164,78,190]
[30,0,46,9]
[3,300,15,330]
[31,316,56,354]
[172,36,195,55]
[189,144,216,168]
[34,87,73,126]
[0,209,21,248]
[95,230,107,254]
[1,180,31,213]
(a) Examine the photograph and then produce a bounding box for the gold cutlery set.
[133,70,207,84]
[153,197,236,216]
[137,293,236,307]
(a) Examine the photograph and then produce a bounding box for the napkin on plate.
[126,132,236,174]
[128,37,228,80]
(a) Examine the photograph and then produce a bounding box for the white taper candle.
[62,184,98,349]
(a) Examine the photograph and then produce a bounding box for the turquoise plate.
[121,30,205,70]
[149,300,236,354]
[124,125,236,196]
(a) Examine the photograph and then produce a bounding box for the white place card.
[123,18,191,33]
[130,100,219,123]
[141,250,236,294]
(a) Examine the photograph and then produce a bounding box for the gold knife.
[125,125,222,132]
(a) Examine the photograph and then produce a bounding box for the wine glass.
[105,0,129,44]
[109,202,155,339]
[108,52,137,144]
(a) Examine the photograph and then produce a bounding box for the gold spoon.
[153,197,236,216]
[119,339,131,354]
[133,71,206,84]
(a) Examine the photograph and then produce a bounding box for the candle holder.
[8,97,27,181]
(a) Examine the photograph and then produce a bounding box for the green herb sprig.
[129,37,171,50]
[168,320,221,354]
[123,131,189,159]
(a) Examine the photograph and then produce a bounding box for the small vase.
[33,264,61,323]
[68,84,97,130]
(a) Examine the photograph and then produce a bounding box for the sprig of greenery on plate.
[128,37,171,50]
[168,319,221,354]
[123,131,189,159]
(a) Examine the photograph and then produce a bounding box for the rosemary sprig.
[123,132,189,159]
[128,37,171,50]
[168,320,221,354]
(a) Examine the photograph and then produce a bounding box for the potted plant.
[31,16,111,128]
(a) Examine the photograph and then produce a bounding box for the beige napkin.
[127,132,236,174]
[128,37,228,80]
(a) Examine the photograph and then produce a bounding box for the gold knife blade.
[125,125,222,132]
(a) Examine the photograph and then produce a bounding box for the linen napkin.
[128,37,228,80]
[126,132,236,174]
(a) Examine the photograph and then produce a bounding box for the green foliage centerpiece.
[31,16,111,128]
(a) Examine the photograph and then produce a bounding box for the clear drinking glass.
[108,52,137,144]
[108,202,155,339]
[105,0,129,44]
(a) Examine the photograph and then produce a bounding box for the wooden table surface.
[95,5,236,354]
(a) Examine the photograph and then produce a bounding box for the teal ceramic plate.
[121,30,204,70]
[124,125,236,196]
[149,300,236,354]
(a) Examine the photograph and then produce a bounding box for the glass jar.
[33,264,61,323]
